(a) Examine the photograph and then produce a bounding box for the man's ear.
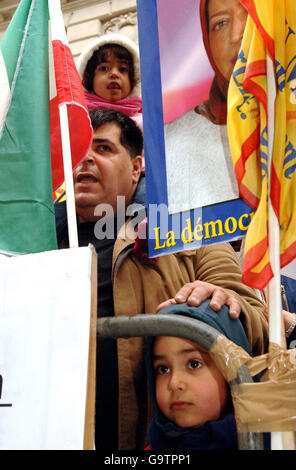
[132,155,143,184]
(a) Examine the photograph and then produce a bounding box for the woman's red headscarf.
[195,0,230,125]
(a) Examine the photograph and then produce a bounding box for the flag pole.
[59,103,79,248]
[266,53,284,450]
[48,0,79,249]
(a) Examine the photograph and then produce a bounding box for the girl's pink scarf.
[85,92,142,117]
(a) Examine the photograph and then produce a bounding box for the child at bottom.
[145,300,269,450]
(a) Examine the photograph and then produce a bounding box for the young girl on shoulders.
[76,33,142,130]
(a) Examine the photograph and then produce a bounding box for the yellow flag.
[270,0,296,270]
[227,0,296,289]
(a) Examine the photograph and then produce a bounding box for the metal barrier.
[97,313,264,450]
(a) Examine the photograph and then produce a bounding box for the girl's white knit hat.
[76,33,141,98]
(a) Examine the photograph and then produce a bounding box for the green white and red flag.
[0,0,92,254]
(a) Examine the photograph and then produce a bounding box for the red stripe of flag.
[234,125,261,209]
[50,40,92,192]
[49,17,92,193]
[240,0,275,59]
[239,181,260,210]
[270,162,281,219]
[243,260,273,290]
[280,240,296,269]
[243,60,267,111]
[242,235,273,289]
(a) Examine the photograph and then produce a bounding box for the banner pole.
[59,103,79,248]
[266,53,283,450]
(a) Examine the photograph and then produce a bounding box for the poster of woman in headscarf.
[137,0,253,257]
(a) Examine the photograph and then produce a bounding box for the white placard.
[0,246,97,450]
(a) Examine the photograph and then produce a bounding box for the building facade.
[0,0,138,62]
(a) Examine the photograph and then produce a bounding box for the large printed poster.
[137,0,253,257]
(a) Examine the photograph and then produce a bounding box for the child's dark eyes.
[96,65,129,73]
[98,65,109,72]
[155,365,170,375]
[188,359,202,370]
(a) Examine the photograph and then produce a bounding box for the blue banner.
[137,0,253,257]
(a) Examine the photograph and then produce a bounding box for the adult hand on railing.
[156,280,241,319]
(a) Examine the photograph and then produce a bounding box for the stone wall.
[0,0,138,62]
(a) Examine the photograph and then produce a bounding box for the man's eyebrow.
[92,138,113,145]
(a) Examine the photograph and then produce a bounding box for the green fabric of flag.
[0,0,58,254]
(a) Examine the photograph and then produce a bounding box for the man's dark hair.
[89,108,143,157]
[83,44,135,93]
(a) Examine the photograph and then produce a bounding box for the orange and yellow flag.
[227,0,296,289]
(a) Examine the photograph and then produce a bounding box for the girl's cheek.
[155,383,167,411]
